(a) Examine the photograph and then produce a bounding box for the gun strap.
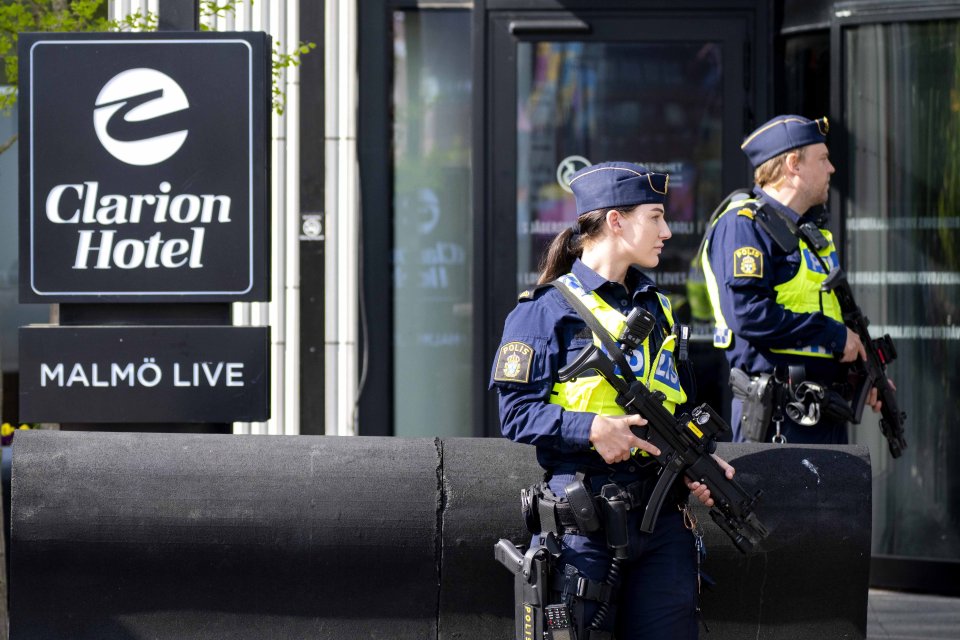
[550,280,637,384]
[757,201,837,275]
[753,202,800,253]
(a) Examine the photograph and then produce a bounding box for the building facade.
[0,0,955,594]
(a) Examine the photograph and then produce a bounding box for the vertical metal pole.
[158,0,199,31]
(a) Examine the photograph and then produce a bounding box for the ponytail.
[536,228,581,285]
[535,207,614,284]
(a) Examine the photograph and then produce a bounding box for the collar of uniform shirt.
[570,258,658,296]
[752,185,830,228]
[570,258,667,354]
[752,185,802,225]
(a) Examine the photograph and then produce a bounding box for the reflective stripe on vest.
[549,273,687,416]
[702,197,843,358]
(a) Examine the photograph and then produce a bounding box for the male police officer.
[701,115,880,444]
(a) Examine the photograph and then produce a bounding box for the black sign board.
[19,326,270,422]
[19,32,271,302]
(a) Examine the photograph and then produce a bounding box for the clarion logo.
[93,68,190,166]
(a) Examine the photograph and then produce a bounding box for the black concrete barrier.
[9,431,870,639]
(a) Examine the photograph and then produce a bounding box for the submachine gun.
[557,308,769,553]
[821,266,907,458]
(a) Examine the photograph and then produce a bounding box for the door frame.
[473,3,772,436]
[829,0,960,596]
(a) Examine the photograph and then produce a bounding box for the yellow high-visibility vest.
[702,198,843,358]
[549,273,688,416]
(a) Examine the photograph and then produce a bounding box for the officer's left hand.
[866,378,896,413]
[685,455,735,508]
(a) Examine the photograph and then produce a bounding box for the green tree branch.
[0,0,314,121]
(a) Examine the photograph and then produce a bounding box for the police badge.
[733,246,763,278]
[493,341,533,383]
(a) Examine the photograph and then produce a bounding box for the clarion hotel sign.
[19,32,270,301]
[17,32,271,423]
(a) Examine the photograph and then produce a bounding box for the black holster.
[729,368,774,441]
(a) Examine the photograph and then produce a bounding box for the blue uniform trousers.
[543,474,699,639]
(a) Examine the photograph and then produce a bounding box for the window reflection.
[392,11,472,437]
[844,20,960,560]
[515,41,723,325]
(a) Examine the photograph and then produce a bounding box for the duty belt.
[533,478,664,537]
[730,366,854,442]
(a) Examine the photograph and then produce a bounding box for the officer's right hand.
[589,414,661,464]
[840,327,867,363]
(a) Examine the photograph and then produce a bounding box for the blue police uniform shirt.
[489,259,680,474]
[706,186,848,382]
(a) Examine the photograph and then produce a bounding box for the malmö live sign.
[19,32,270,302]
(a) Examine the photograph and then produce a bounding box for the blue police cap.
[740,115,830,167]
[568,161,669,216]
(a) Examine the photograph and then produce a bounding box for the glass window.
[515,41,724,296]
[781,32,829,117]
[0,91,49,423]
[844,20,960,561]
[392,11,472,437]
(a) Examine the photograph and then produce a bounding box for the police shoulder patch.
[736,207,755,220]
[733,246,763,278]
[494,341,534,383]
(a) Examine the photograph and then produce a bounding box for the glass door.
[392,9,473,437]
[513,38,727,291]
[833,9,960,592]
[481,10,762,433]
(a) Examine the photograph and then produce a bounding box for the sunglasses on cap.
[646,172,669,195]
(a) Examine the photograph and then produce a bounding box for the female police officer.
[490,161,734,640]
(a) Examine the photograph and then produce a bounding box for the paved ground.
[868,589,960,640]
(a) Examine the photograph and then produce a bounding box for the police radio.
[544,604,575,639]
[618,306,652,352]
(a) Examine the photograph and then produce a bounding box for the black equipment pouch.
[798,221,830,251]
[521,485,541,534]
[564,474,601,534]
[820,388,856,423]
[729,368,774,442]
[674,323,690,362]
[599,485,630,560]
[538,491,562,535]
[527,484,584,536]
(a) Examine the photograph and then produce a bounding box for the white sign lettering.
[40,359,246,388]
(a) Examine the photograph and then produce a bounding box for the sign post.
[17,7,272,431]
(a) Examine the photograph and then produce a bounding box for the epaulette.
[517,283,552,302]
